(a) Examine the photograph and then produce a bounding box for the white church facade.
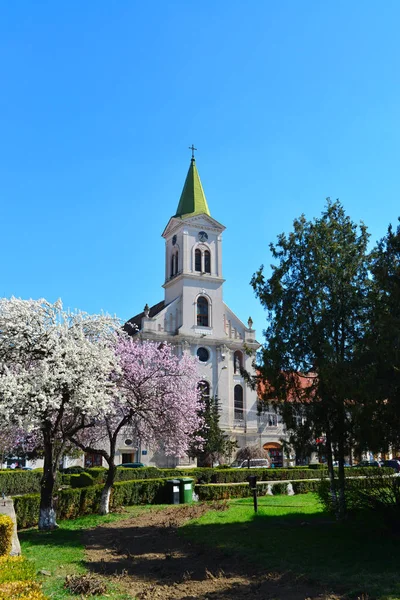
[121,156,287,467]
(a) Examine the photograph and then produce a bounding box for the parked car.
[382,459,400,473]
[232,458,270,469]
[118,462,145,469]
[355,460,381,468]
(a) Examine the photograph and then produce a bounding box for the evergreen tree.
[191,395,237,467]
[358,219,400,453]
[251,200,370,518]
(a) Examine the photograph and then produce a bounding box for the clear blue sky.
[1,1,399,339]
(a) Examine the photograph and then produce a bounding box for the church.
[123,154,286,467]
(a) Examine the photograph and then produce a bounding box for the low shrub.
[12,495,41,530]
[319,474,400,532]
[292,480,320,494]
[78,472,95,488]
[0,556,36,583]
[0,470,61,496]
[55,485,103,520]
[83,467,107,484]
[195,484,251,501]
[0,516,13,556]
[60,474,71,486]
[69,475,81,489]
[272,482,287,495]
[196,478,332,500]
[113,467,188,482]
[60,466,84,475]
[207,466,391,484]
[0,556,47,600]
[111,478,166,507]
[317,477,382,513]
[209,467,317,483]
[13,478,169,528]
[0,580,47,599]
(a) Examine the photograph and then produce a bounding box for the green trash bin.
[166,479,181,504]
[179,477,194,504]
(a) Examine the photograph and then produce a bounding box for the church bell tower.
[162,154,226,338]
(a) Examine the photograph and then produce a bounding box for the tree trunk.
[337,431,347,520]
[100,461,116,515]
[39,434,58,531]
[325,425,338,516]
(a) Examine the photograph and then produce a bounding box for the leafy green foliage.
[13,478,169,528]
[252,200,371,517]
[0,470,61,496]
[190,395,237,467]
[0,556,36,583]
[0,516,13,556]
[355,220,400,453]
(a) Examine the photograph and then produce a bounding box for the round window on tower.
[197,347,210,362]
[125,439,133,446]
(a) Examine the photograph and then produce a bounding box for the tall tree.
[190,393,237,467]
[359,219,400,452]
[70,339,202,514]
[251,200,370,518]
[0,298,119,529]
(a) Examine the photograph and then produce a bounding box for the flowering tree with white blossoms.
[0,298,119,530]
[70,338,202,515]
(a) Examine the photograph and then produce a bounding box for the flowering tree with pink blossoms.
[0,298,120,530]
[0,423,37,469]
[70,338,202,514]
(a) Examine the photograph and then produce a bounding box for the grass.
[19,507,152,599]
[181,493,400,600]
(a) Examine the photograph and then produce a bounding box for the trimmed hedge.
[195,481,295,501]
[111,478,166,507]
[0,470,61,496]
[195,477,347,501]
[13,477,169,529]
[0,516,13,556]
[70,473,95,489]
[199,466,392,484]
[12,495,41,530]
[292,480,320,494]
[317,477,385,513]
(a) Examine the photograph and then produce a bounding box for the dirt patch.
[83,504,342,600]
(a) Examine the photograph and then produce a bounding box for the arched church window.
[195,249,201,272]
[197,347,209,362]
[197,296,209,327]
[198,380,210,399]
[234,385,244,421]
[204,250,211,274]
[234,351,243,374]
[170,251,179,278]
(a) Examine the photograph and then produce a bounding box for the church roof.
[123,300,165,335]
[174,158,210,219]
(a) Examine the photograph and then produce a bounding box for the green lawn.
[182,494,400,600]
[19,509,146,599]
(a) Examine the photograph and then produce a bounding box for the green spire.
[174,158,210,218]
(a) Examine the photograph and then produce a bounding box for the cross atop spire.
[188,144,197,160]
